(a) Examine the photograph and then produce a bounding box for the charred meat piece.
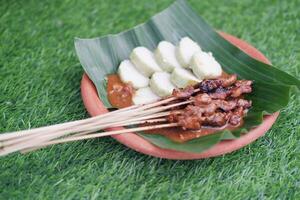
[235,80,253,87]
[237,99,252,109]
[209,87,231,99]
[229,114,242,126]
[168,111,180,122]
[204,112,227,126]
[198,79,222,92]
[178,115,201,130]
[214,100,238,111]
[193,93,212,105]
[231,80,253,97]
[172,86,195,99]
[195,104,217,115]
[221,74,237,87]
[198,74,237,92]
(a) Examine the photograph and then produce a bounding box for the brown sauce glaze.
[107,74,133,108]
[143,123,241,143]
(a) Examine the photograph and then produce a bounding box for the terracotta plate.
[80,32,279,160]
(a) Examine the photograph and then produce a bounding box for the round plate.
[80,32,279,160]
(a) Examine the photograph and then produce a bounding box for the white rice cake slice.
[154,41,182,72]
[130,47,162,77]
[132,87,161,105]
[171,68,201,88]
[150,72,176,97]
[191,51,222,79]
[117,60,149,89]
[176,37,202,68]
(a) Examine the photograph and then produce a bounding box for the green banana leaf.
[75,0,300,153]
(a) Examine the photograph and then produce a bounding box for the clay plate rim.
[80,32,279,160]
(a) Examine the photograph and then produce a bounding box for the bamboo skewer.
[0,96,176,141]
[0,120,178,156]
[0,104,133,141]
[0,102,171,142]
[20,123,179,154]
[42,123,178,146]
[0,99,186,149]
[2,111,172,147]
[0,88,200,156]
[0,99,188,156]
[21,118,170,153]
[1,112,170,148]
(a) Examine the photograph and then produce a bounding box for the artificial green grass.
[0,0,299,199]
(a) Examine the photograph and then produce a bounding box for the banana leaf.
[75,0,300,153]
